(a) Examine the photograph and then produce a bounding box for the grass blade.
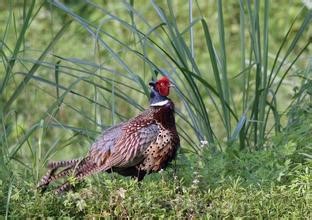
[3,21,72,113]
[0,0,35,95]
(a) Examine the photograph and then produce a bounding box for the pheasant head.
[149,76,171,107]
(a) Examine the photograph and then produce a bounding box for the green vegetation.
[0,0,311,218]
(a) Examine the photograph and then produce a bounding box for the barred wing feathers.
[89,119,159,169]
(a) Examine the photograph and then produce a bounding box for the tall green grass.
[47,0,311,152]
[0,1,310,169]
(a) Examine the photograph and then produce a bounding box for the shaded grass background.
[0,0,311,218]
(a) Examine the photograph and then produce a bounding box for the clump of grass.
[2,159,311,218]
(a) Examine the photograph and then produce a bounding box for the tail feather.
[47,158,81,169]
[37,165,75,190]
[37,157,89,191]
[43,165,76,185]
[54,163,110,194]
[38,155,113,194]
[54,182,73,194]
[37,168,57,191]
[37,157,107,194]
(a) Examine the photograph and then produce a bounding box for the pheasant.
[37,76,180,194]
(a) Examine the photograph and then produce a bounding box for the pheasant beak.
[149,81,156,87]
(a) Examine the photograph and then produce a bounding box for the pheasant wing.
[108,123,159,168]
[90,122,125,166]
[90,120,159,169]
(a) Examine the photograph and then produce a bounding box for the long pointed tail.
[54,162,110,194]
[47,158,81,170]
[37,157,88,191]
[37,156,109,194]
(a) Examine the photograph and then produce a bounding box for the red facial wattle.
[156,77,170,96]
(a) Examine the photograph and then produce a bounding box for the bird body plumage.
[37,77,179,194]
